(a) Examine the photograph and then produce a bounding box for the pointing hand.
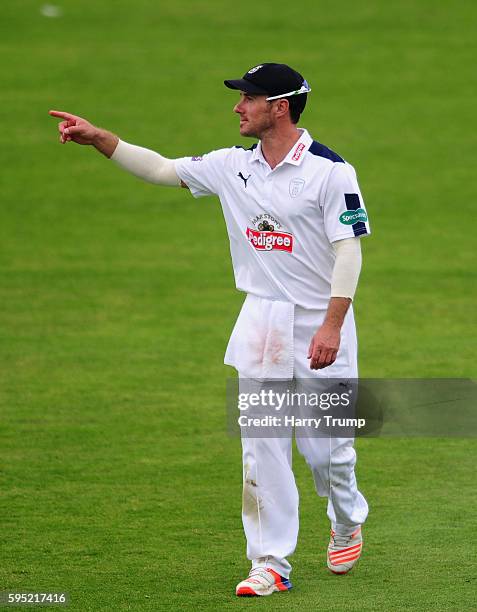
[48,110,98,145]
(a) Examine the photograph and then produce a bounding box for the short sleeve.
[322,162,371,242]
[174,148,229,198]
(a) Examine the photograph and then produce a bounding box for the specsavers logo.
[339,208,368,225]
[246,213,294,253]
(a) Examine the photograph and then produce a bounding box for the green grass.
[1,0,476,609]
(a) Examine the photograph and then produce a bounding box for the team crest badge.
[289,178,305,198]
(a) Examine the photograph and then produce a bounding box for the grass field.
[1,0,476,610]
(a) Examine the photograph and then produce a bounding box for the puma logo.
[238,172,251,188]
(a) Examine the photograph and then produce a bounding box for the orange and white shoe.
[327,526,363,574]
[235,567,292,597]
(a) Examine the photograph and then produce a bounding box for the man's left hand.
[307,324,341,370]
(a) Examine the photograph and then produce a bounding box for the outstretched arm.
[48,110,184,187]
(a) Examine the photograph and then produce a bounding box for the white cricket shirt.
[175,129,370,310]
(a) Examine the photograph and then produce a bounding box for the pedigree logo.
[246,215,294,253]
[246,228,294,252]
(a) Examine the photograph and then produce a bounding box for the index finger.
[49,110,77,121]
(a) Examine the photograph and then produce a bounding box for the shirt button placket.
[262,172,273,206]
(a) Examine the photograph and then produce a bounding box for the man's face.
[233,92,274,138]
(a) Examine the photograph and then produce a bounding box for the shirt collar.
[250,128,313,167]
[250,142,265,164]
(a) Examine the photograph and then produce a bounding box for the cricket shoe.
[327,526,363,574]
[235,567,292,597]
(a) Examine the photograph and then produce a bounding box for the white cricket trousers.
[239,305,369,578]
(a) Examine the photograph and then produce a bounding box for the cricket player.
[49,62,370,597]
